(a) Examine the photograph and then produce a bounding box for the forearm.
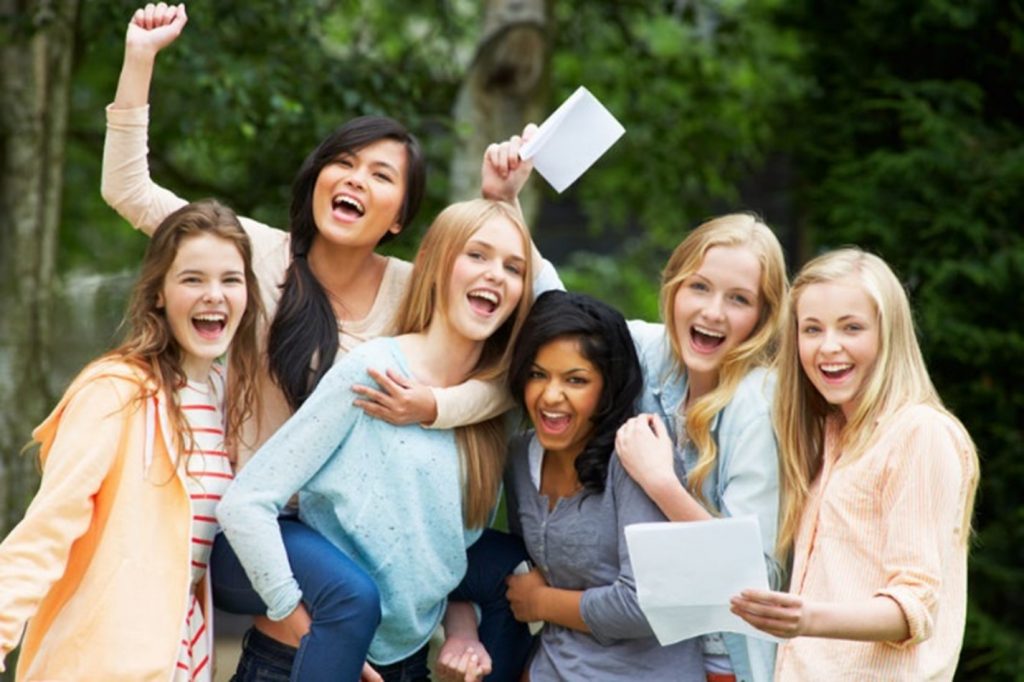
[443,601,480,638]
[113,44,158,109]
[805,595,910,642]
[536,586,588,633]
[645,476,713,523]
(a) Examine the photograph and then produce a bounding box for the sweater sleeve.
[717,373,784,589]
[874,412,973,648]
[579,455,664,643]
[101,105,189,236]
[217,351,370,621]
[0,377,134,664]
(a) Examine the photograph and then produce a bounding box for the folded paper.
[624,517,780,645]
[519,86,625,192]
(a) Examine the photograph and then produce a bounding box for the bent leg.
[212,518,381,682]
[451,529,534,682]
[280,517,382,682]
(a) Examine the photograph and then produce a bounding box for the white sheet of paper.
[519,86,625,192]
[624,517,780,645]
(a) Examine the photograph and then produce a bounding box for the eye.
[527,369,546,380]
[688,281,709,292]
[567,376,589,386]
[373,171,394,183]
[800,324,820,335]
[844,322,864,332]
[224,275,245,285]
[181,275,202,284]
[334,157,354,168]
[466,250,485,261]
[730,293,752,306]
[504,262,523,276]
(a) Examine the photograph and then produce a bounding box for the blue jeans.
[372,643,431,682]
[212,517,381,682]
[450,529,536,682]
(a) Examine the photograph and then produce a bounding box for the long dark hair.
[508,290,643,494]
[268,116,426,411]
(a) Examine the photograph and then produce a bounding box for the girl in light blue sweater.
[218,199,535,681]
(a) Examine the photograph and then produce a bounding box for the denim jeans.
[450,529,536,682]
[372,643,431,682]
[212,517,381,682]
[231,627,295,682]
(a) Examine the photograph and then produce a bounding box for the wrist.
[123,42,160,62]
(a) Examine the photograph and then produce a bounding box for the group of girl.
[0,3,978,682]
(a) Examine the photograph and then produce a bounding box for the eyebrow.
[175,268,245,277]
[466,239,527,264]
[339,150,401,176]
[531,363,594,374]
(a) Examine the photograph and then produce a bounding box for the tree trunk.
[0,0,79,584]
[449,0,550,224]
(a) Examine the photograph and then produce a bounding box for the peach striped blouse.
[775,404,976,681]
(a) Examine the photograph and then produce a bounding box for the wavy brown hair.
[394,198,534,528]
[105,200,263,467]
[660,213,788,509]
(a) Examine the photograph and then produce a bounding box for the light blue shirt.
[218,337,478,664]
[629,319,781,682]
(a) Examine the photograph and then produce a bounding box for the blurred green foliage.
[53,0,1023,678]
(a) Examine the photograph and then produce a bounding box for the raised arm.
[101,4,191,234]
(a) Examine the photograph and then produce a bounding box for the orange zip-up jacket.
[0,359,213,681]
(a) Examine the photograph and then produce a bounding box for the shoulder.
[725,366,775,418]
[35,359,152,437]
[383,256,413,290]
[627,319,676,382]
[880,403,973,461]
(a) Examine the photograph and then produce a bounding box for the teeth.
[821,363,852,372]
[541,410,569,419]
[469,289,499,304]
[194,313,226,322]
[333,195,365,214]
[693,325,725,338]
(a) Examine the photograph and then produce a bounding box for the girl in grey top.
[502,291,703,681]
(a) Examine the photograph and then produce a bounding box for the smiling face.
[443,215,527,342]
[671,245,762,394]
[158,233,247,382]
[796,277,881,419]
[311,138,408,250]
[524,336,605,462]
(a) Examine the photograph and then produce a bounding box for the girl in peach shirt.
[731,248,979,681]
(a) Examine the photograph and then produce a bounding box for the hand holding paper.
[519,86,625,192]
[624,517,780,645]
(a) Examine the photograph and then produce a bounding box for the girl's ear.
[387,220,402,236]
[156,291,165,309]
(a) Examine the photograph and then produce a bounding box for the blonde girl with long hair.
[217,199,535,681]
[614,213,788,682]
[731,248,979,681]
[0,200,262,681]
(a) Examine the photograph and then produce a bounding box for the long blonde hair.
[107,200,263,466]
[660,213,787,508]
[774,248,979,557]
[394,198,534,527]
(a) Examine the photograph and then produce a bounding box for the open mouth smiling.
[332,194,365,219]
[690,324,726,351]
[192,313,227,340]
[467,288,500,315]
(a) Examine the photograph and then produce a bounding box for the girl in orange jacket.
[0,200,263,681]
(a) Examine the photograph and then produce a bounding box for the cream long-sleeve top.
[775,404,976,681]
[102,105,561,467]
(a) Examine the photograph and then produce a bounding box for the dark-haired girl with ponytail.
[494,291,703,681]
[103,6,557,681]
